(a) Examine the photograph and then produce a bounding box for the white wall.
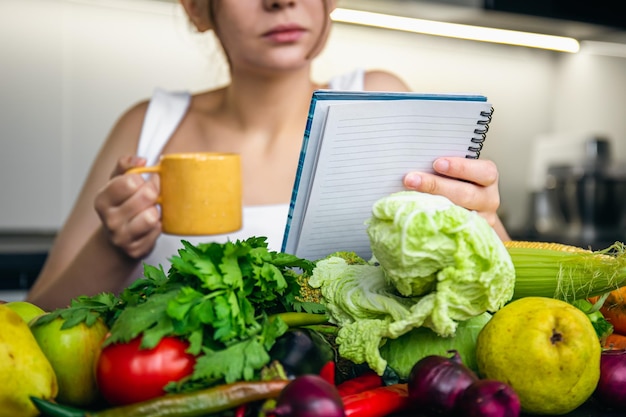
[2,0,626,233]
[1,0,224,229]
[552,52,626,155]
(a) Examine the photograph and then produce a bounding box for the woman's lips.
[263,25,306,43]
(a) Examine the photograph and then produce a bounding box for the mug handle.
[125,165,162,203]
[126,166,160,175]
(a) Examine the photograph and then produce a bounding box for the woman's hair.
[207,0,217,25]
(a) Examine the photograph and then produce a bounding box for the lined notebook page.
[283,93,492,261]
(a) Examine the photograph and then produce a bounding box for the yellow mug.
[126,152,242,235]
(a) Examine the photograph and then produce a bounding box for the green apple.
[30,315,109,407]
[476,297,601,415]
[5,301,46,324]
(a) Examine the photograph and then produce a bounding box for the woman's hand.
[94,156,162,259]
[403,157,509,240]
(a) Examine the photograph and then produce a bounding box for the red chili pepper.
[341,383,411,417]
[235,404,247,417]
[337,370,383,396]
[319,361,336,386]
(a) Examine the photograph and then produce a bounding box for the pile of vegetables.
[29,190,626,416]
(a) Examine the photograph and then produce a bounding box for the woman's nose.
[263,0,296,10]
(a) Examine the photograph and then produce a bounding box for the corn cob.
[504,240,626,301]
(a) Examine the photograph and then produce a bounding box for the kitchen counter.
[0,230,56,254]
[0,231,55,300]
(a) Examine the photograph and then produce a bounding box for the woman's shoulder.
[119,88,196,123]
[106,88,193,156]
[115,88,198,133]
[328,68,410,92]
[105,99,151,151]
[363,69,410,92]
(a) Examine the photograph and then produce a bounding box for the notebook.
[281,90,494,261]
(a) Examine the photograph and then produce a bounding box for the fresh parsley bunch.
[40,237,321,390]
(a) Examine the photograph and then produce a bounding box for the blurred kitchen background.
[2,0,626,300]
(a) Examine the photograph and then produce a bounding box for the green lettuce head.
[308,192,515,375]
[366,191,515,336]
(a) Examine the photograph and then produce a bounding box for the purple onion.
[271,374,345,417]
[594,349,626,410]
[408,350,478,414]
[455,379,521,417]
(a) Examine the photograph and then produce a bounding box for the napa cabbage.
[308,191,515,375]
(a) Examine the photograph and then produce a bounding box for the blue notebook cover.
[281,90,492,261]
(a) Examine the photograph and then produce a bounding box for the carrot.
[590,286,626,334]
[604,332,626,350]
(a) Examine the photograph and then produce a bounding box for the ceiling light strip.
[580,40,626,58]
[331,8,580,53]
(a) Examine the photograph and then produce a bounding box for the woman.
[27,0,509,310]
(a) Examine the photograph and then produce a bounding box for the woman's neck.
[222,66,321,139]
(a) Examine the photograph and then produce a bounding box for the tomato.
[95,336,196,406]
[604,332,626,350]
[591,286,626,334]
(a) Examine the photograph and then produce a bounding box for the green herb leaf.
[105,291,179,347]
[30,292,121,329]
[188,315,287,386]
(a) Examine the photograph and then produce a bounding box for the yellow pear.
[0,305,58,417]
[476,297,601,415]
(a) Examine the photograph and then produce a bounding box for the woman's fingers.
[403,157,502,225]
[110,155,146,179]
[99,173,144,207]
[432,157,498,187]
[95,157,161,258]
[113,212,162,259]
[95,183,162,258]
[102,184,160,242]
[406,171,497,211]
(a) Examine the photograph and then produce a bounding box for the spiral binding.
[466,106,494,159]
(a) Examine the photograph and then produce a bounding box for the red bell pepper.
[319,361,336,386]
[337,370,383,396]
[342,383,411,417]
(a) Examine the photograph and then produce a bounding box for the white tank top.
[127,69,365,282]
